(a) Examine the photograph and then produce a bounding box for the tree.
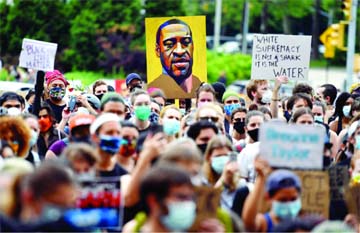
[0,0,69,62]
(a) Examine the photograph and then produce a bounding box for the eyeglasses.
[199,116,219,123]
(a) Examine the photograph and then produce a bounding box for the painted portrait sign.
[145,16,207,99]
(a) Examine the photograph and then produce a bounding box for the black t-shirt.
[98,164,128,177]
[46,99,66,123]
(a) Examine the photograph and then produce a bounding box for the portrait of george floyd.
[145,16,207,99]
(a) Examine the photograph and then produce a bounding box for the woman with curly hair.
[0,116,31,158]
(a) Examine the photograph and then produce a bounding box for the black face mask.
[197,144,207,155]
[247,128,259,142]
[130,84,142,93]
[233,121,245,134]
[95,94,104,101]
[284,111,291,122]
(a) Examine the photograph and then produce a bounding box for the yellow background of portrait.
[145,16,207,84]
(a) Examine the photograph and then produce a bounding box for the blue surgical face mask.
[224,103,241,116]
[355,135,360,150]
[163,118,180,136]
[272,198,301,220]
[29,130,38,147]
[99,135,122,155]
[314,115,323,123]
[343,105,351,117]
[161,201,196,231]
[211,155,229,174]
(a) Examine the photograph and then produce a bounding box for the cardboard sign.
[345,184,360,221]
[328,165,349,201]
[259,122,325,170]
[63,177,122,230]
[19,38,57,71]
[189,186,221,231]
[145,16,207,99]
[251,34,311,80]
[295,171,329,218]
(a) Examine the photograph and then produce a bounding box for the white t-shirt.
[237,142,260,183]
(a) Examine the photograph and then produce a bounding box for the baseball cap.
[266,169,301,196]
[45,70,69,87]
[90,113,121,135]
[126,73,142,86]
[69,113,96,132]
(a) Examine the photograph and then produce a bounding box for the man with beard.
[246,80,270,107]
[147,19,202,99]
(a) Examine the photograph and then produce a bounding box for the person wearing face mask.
[159,105,182,142]
[0,91,26,113]
[130,89,154,133]
[45,113,95,159]
[312,101,339,158]
[116,121,139,173]
[203,136,240,210]
[15,161,81,231]
[222,90,244,134]
[92,80,108,101]
[123,165,227,233]
[90,113,127,177]
[36,105,67,159]
[230,108,247,151]
[329,92,355,135]
[238,110,265,183]
[44,70,69,123]
[186,120,219,155]
[246,80,270,107]
[0,116,31,158]
[242,158,302,232]
[149,99,161,124]
[22,113,41,167]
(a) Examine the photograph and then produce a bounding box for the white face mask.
[7,107,21,116]
[261,90,272,104]
[343,105,351,117]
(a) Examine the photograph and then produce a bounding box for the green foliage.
[207,50,251,84]
[145,0,185,17]
[1,0,69,56]
[64,70,120,86]
[67,9,99,70]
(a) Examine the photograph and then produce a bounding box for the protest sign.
[19,38,57,71]
[251,34,311,80]
[63,177,122,230]
[145,16,207,99]
[189,186,221,231]
[345,184,360,221]
[328,165,349,201]
[295,170,330,218]
[259,122,324,170]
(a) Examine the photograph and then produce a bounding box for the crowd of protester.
[0,69,360,232]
